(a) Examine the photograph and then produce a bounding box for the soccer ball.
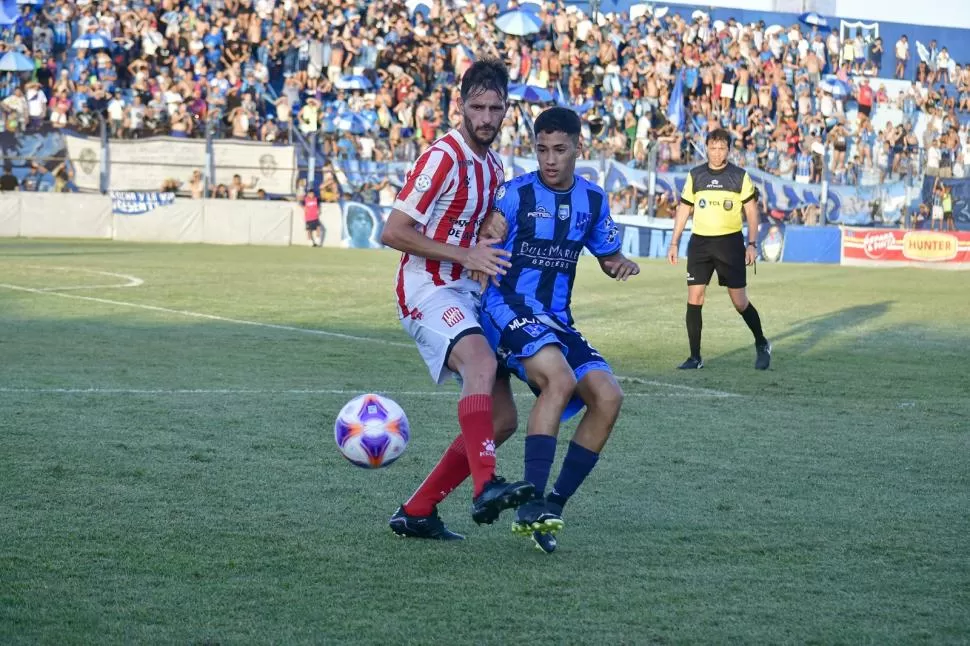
[334,393,410,468]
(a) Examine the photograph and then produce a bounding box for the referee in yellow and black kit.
[666,128,771,370]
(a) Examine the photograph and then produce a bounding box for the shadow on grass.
[766,300,895,356]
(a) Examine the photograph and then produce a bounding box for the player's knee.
[457,350,497,391]
[590,380,624,418]
[537,369,577,405]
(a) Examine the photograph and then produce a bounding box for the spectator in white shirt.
[25,83,47,130]
[107,92,125,137]
[895,36,909,79]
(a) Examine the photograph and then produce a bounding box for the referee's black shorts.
[686,231,746,289]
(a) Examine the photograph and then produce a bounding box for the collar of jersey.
[450,128,489,163]
[535,171,576,194]
[706,163,729,175]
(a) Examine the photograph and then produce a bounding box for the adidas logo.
[480,439,496,458]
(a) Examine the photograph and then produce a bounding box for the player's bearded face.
[460,89,508,147]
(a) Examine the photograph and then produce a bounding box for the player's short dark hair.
[460,58,509,101]
[707,128,731,146]
[534,107,582,141]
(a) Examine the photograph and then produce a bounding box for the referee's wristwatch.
[747,241,758,248]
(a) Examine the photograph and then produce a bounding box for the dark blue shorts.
[483,311,611,420]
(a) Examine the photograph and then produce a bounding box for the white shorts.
[401,287,483,385]
[932,206,944,220]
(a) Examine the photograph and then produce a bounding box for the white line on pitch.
[0,387,727,399]
[18,265,145,291]
[0,271,739,397]
[0,281,414,348]
[615,376,739,398]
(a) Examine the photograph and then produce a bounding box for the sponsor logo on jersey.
[526,205,553,219]
[441,306,465,327]
[574,211,591,229]
[518,241,582,269]
[522,323,546,338]
[409,307,423,320]
[414,174,433,192]
[508,316,540,331]
[698,198,707,208]
[707,178,721,188]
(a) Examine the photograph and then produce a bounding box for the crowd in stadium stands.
[0,0,968,201]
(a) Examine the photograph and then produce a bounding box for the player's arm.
[667,202,692,265]
[598,252,640,281]
[381,210,510,276]
[469,209,509,290]
[586,191,635,280]
[668,172,695,265]
[741,173,760,266]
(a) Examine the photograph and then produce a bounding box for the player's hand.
[667,244,679,265]
[480,210,508,241]
[462,238,511,276]
[467,269,500,291]
[602,257,640,281]
[745,245,758,266]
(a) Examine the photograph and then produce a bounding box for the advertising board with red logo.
[841,227,970,270]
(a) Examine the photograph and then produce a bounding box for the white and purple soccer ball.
[334,393,410,468]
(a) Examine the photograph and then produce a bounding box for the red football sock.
[458,394,497,497]
[402,435,470,517]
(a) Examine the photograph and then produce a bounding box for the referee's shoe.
[755,340,772,370]
[677,356,704,369]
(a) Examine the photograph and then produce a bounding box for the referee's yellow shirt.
[680,162,757,236]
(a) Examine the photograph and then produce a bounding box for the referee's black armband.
[741,192,758,204]
[680,197,694,207]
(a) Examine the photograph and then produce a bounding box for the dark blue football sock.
[547,441,600,512]
[523,434,557,498]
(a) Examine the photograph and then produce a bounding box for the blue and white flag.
[111,191,176,215]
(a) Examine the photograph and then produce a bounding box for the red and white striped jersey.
[392,129,504,318]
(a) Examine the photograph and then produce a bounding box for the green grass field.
[1,239,968,645]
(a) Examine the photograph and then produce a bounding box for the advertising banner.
[841,227,970,269]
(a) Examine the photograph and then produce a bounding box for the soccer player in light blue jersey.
[481,107,640,553]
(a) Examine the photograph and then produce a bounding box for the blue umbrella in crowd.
[405,0,432,17]
[495,10,543,37]
[336,112,372,135]
[508,83,553,103]
[0,51,35,72]
[72,33,111,50]
[798,12,830,31]
[819,75,851,98]
[335,75,373,91]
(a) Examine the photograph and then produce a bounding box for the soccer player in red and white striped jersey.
[381,59,533,538]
